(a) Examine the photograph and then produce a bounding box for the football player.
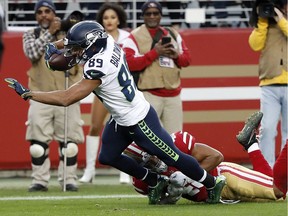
[126,112,285,204]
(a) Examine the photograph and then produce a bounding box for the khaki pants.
[26,100,84,186]
[142,91,182,134]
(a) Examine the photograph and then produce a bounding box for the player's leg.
[218,162,280,200]
[132,106,226,203]
[98,118,160,188]
[80,96,108,183]
[236,111,273,176]
[273,142,287,195]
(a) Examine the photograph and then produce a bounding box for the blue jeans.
[259,85,288,167]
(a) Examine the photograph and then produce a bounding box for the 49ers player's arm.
[191,143,224,172]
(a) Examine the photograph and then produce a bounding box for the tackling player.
[127,112,285,204]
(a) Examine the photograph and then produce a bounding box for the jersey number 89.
[118,62,135,102]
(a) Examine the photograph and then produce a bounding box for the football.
[47,52,74,71]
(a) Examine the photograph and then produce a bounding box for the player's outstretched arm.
[5,78,100,106]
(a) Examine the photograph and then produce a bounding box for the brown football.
[48,52,74,71]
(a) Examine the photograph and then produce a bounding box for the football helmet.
[63,20,108,66]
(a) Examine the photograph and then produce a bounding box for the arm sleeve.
[23,29,54,62]
[248,18,268,51]
[123,36,159,72]
[277,17,288,37]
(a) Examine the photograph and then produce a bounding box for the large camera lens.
[259,2,275,18]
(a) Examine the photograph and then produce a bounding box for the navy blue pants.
[99,106,212,187]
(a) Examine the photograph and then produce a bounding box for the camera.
[258,0,275,18]
[60,10,84,32]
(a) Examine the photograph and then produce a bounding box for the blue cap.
[141,1,162,15]
[34,0,56,13]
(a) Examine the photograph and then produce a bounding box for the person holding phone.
[123,0,191,134]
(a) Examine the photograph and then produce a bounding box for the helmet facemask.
[63,20,109,66]
[63,41,84,67]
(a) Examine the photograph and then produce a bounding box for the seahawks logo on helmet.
[85,29,108,46]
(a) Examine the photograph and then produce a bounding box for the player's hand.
[44,43,62,61]
[5,78,31,100]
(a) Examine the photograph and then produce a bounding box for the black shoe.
[28,184,48,192]
[65,184,78,192]
[236,111,263,150]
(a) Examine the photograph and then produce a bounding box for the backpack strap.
[151,28,164,49]
[164,27,177,41]
[151,27,177,50]
[33,27,41,39]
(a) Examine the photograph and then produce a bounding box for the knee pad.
[29,141,48,165]
[65,142,78,158]
[59,142,78,166]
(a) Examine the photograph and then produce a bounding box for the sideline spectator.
[22,0,84,192]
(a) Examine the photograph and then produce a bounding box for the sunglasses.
[144,11,160,17]
[36,9,52,15]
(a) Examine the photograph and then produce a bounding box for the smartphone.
[162,36,171,45]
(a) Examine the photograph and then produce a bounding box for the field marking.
[0,194,144,201]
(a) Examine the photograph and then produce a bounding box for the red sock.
[249,150,273,177]
[273,143,287,194]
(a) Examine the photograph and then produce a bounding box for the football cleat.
[236,111,263,150]
[206,175,226,204]
[148,175,168,205]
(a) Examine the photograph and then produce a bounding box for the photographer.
[248,0,287,168]
[22,0,84,192]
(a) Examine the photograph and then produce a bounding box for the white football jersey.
[83,36,150,126]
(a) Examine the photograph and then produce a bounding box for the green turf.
[0,181,287,216]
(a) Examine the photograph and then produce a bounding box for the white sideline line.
[0,194,144,201]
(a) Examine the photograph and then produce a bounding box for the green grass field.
[0,176,287,216]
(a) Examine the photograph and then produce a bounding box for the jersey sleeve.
[171,131,196,155]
